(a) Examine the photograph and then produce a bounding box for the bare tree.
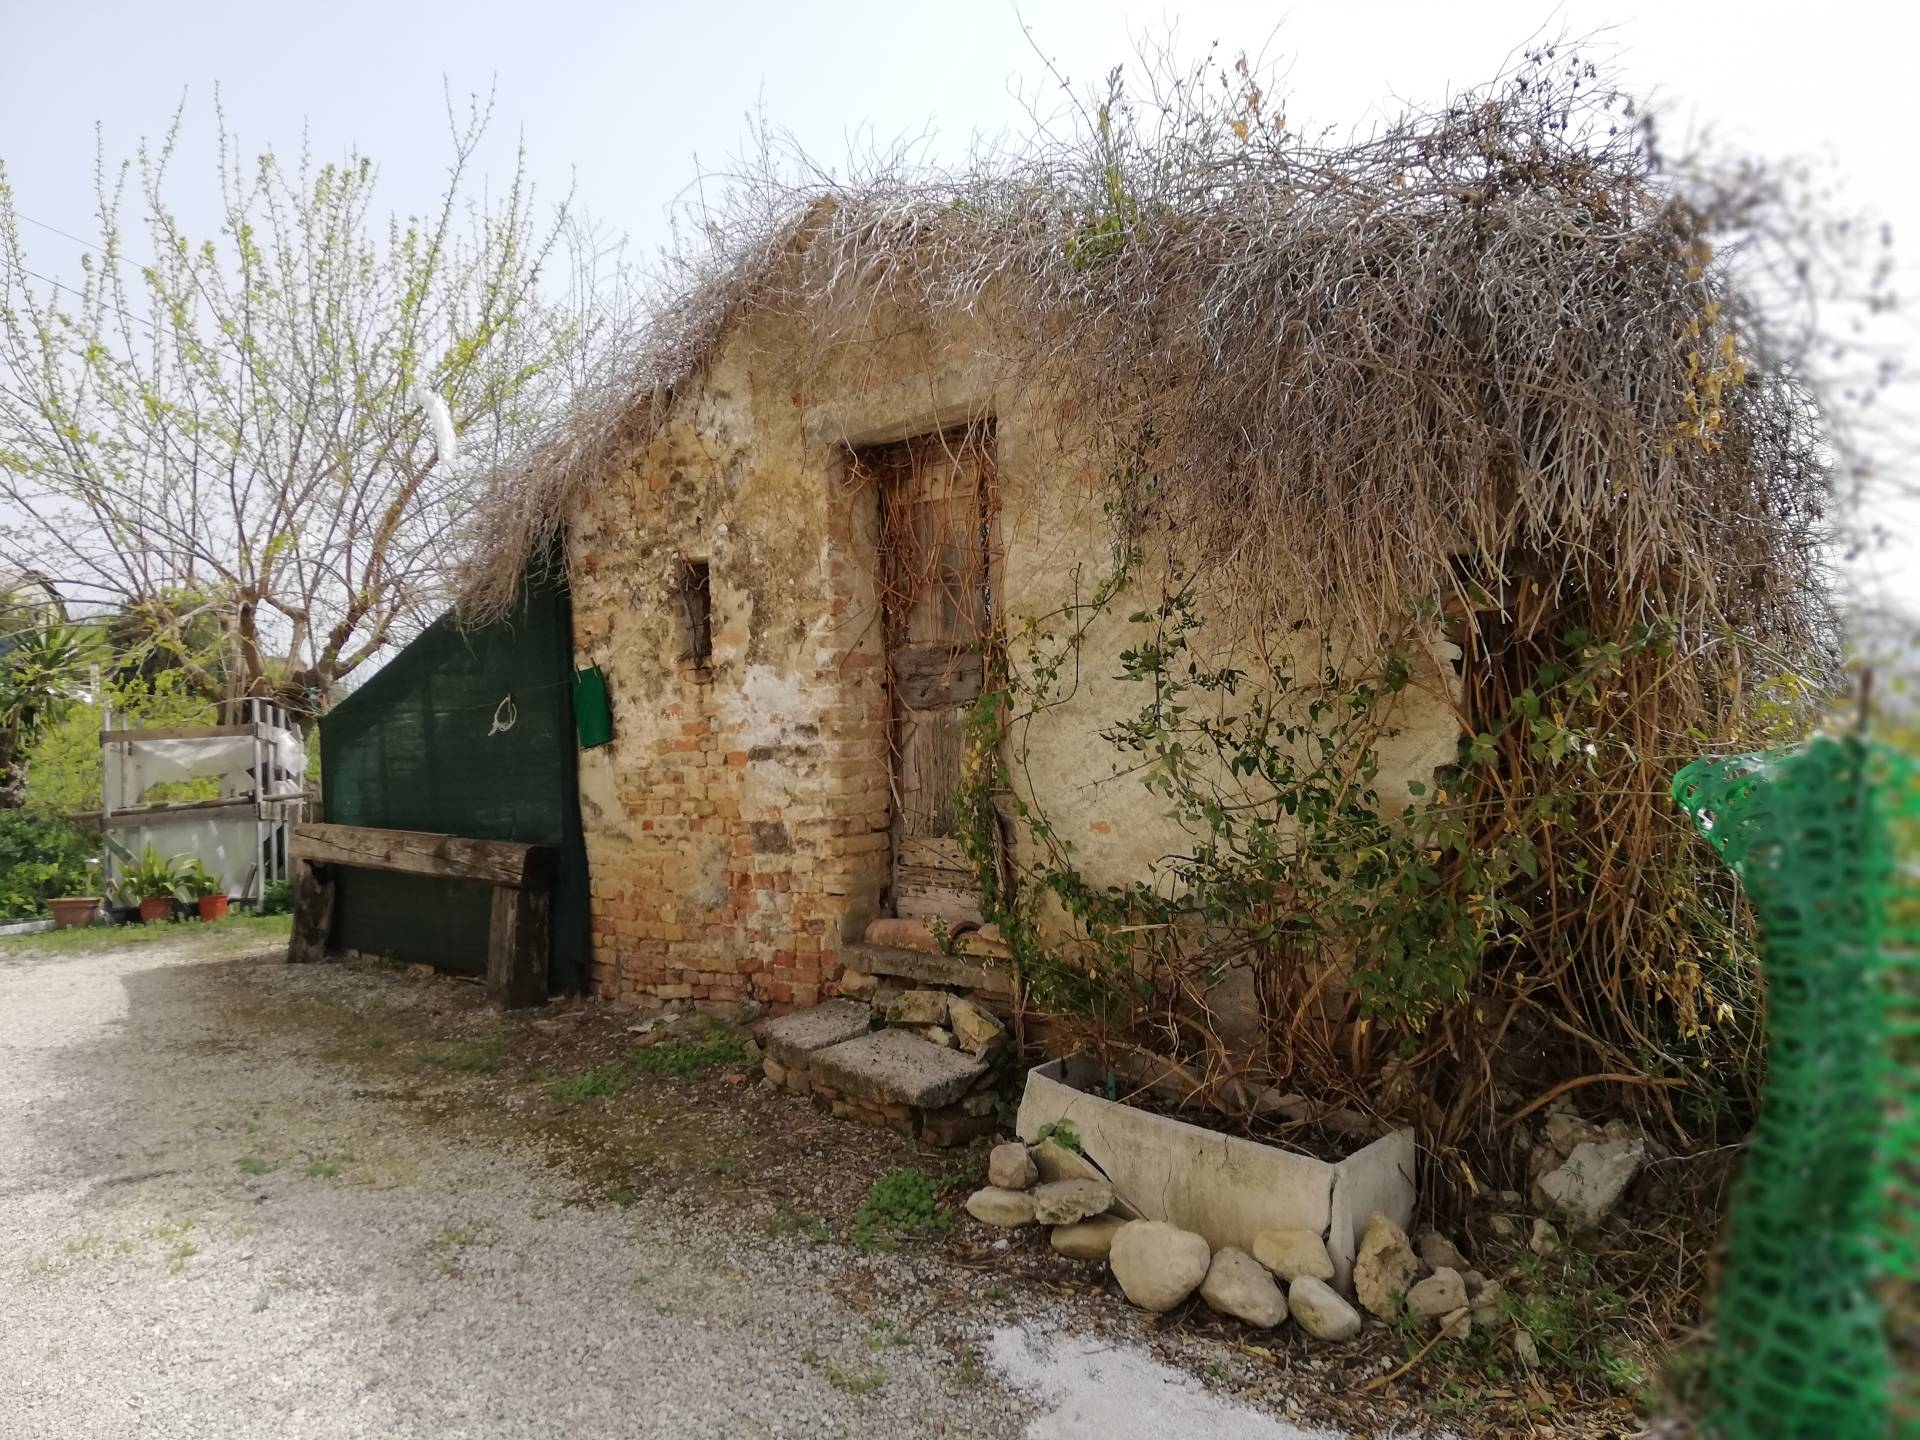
[0,91,625,712]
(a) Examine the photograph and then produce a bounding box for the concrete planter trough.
[1016,1055,1415,1293]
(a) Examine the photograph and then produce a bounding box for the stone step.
[841,941,1014,999]
[808,1028,992,1110]
[762,998,873,1067]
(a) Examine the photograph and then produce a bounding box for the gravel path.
[0,932,1365,1440]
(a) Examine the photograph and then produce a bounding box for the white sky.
[3,0,1918,634]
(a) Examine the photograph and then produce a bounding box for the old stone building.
[555,295,1461,1013]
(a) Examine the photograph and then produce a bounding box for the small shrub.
[1032,1119,1083,1154]
[259,878,293,916]
[235,1156,273,1175]
[854,1168,950,1250]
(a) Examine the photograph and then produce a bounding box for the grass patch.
[0,913,292,957]
[235,1155,274,1176]
[854,1168,951,1251]
[548,1023,751,1100]
[305,1161,341,1179]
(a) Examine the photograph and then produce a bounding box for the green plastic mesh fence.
[1672,734,1918,1439]
[320,577,590,990]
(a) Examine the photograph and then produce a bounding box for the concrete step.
[841,941,1014,998]
[808,1028,991,1110]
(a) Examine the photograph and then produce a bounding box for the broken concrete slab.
[840,941,1015,998]
[762,999,872,1067]
[808,1028,990,1110]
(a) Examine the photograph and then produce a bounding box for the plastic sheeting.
[119,729,306,802]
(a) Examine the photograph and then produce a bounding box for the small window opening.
[677,558,713,669]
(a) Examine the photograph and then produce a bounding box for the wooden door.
[861,427,994,925]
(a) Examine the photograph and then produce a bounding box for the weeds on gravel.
[414,1035,506,1073]
[826,1363,887,1395]
[305,1161,341,1179]
[853,1169,951,1252]
[548,1023,752,1099]
[1438,1245,1642,1400]
[235,1156,273,1176]
[766,1205,830,1243]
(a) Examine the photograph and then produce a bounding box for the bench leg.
[288,860,335,964]
[487,885,549,1008]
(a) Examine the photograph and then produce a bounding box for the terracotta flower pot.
[197,894,230,922]
[47,896,101,930]
[138,896,174,924]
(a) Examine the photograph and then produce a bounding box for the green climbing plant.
[951,528,1770,1124]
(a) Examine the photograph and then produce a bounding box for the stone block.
[763,999,873,1067]
[808,1029,991,1110]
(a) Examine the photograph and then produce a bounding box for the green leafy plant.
[258,878,294,916]
[175,858,223,901]
[1032,1120,1084,1154]
[116,844,190,904]
[853,1168,951,1251]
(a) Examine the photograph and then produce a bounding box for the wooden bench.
[288,823,552,1008]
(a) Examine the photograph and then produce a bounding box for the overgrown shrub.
[0,811,97,917]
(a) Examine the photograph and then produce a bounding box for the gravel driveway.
[0,928,1392,1440]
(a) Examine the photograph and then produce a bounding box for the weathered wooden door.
[862,427,994,925]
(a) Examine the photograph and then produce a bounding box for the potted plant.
[47,895,101,929]
[178,859,229,922]
[118,844,188,923]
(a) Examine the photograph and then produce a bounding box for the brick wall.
[567,347,894,1010]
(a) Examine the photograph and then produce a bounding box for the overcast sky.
[4,0,1918,632]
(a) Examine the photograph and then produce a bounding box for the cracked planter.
[1016,1056,1415,1293]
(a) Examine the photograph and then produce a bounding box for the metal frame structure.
[99,698,311,904]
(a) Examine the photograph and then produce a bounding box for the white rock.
[1417,1229,1469,1274]
[966,1186,1037,1227]
[1405,1267,1467,1319]
[1439,1306,1472,1340]
[1489,1214,1519,1239]
[1199,1247,1287,1328]
[925,1026,956,1049]
[1030,1178,1114,1225]
[1353,1211,1419,1320]
[1288,1276,1362,1342]
[1050,1215,1126,1261]
[1538,1137,1645,1226]
[1108,1220,1211,1312]
[1529,1218,1561,1257]
[1251,1228,1335,1283]
[1470,1280,1505,1328]
[988,1142,1037,1191]
[1514,1328,1540,1368]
